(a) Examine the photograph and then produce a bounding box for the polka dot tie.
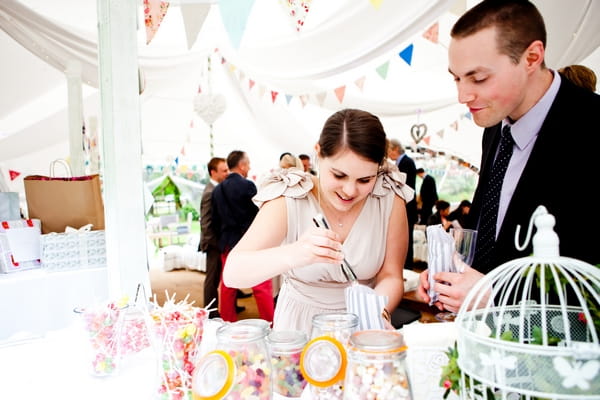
[473,125,514,271]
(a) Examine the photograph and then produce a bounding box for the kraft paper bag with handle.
[23,159,105,234]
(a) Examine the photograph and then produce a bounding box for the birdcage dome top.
[455,206,600,399]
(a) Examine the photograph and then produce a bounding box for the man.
[298,153,317,175]
[387,139,417,269]
[211,150,274,322]
[199,157,229,317]
[418,0,600,312]
[416,167,438,225]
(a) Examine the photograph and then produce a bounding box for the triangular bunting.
[436,129,444,138]
[399,44,414,66]
[299,94,309,107]
[422,22,439,44]
[9,170,20,181]
[450,121,458,131]
[423,136,431,145]
[180,4,210,50]
[144,0,170,45]
[285,94,293,105]
[316,92,326,107]
[249,79,255,90]
[334,86,346,103]
[181,146,186,156]
[375,61,390,79]
[218,0,256,49]
[271,91,279,103]
[279,0,313,32]
[354,76,366,91]
[368,0,383,9]
[463,112,472,120]
[174,156,179,165]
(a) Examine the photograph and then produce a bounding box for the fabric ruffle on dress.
[253,167,314,208]
[373,161,415,202]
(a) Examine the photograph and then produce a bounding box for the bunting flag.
[180,3,211,50]
[354,76,366,91]
[334,86,346,103]
[279,0,312,32]
[422,22,439,44]
[271,91,279,103]
[180,146,186,156]
[299,94,309,107]
[219,0,256,48]
[174,156,179,166]
[368,0,383,9]
[450,121,459,130]
[463,112,472,120]
[316,92,326,107]
[249,79,255,90]
[285,94,293,105]
[436,129,444,138]
[144,0,170,45]
[375,61,390,79]
[423,136,431,145]
[9,170,20,181]
[399,44,414,66]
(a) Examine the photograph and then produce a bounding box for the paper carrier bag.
[23,160,105,234]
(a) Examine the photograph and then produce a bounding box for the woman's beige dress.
[253,164,413,335]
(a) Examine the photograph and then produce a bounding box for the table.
[401,290,440,323]
[0,325,156,400]
[0,267,108,342]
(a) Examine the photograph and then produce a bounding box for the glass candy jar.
[343,330,412,400]
[192,321,272,400]
[301,312,358,400]
[73,301,126,377]
[266,330,308,398]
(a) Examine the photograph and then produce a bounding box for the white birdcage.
[455,205,600,400]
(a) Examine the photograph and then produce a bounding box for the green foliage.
[180,202,199,221]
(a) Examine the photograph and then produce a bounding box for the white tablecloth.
[0,267,109,342]
[0,325,156,400]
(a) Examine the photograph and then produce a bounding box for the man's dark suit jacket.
[199,181,216,252]
[211,173,259,252]
[397,155,418,225]
[467,76,600,273]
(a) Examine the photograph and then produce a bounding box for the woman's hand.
[285,226,344,269]
[432,266,485,313]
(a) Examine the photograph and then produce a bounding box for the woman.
[222,109,414,334]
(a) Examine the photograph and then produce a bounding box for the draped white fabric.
[0,0,599,182]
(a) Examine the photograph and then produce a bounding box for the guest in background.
[416,167,438,225]
[426,200,452,231]
[387,139,417,269]
[211,150,274,323]
[298,153,317,175]
[222,109,414,335]
[558,64,597,92]
[447,199,471,229]
[199,157,229,317]
[280,153,303,170]
[418,0,600,313]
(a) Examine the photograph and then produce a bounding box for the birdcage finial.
[515,205,559,258]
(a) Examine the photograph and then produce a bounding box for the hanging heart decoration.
[410,123,428,144]
[193,93,227,125]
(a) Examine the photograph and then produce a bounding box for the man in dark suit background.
[388,139,417,269]
[199,157,228,317]
[211,150,274,323]
[416,167,438,225]
[418,0,600,313]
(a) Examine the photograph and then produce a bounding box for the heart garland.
[194,93,227,125]
[410,123,428,144]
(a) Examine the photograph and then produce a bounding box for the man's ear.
[523,39,545,71]
[314,143,320,155]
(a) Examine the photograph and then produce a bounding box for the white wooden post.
[97,0,151,300]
